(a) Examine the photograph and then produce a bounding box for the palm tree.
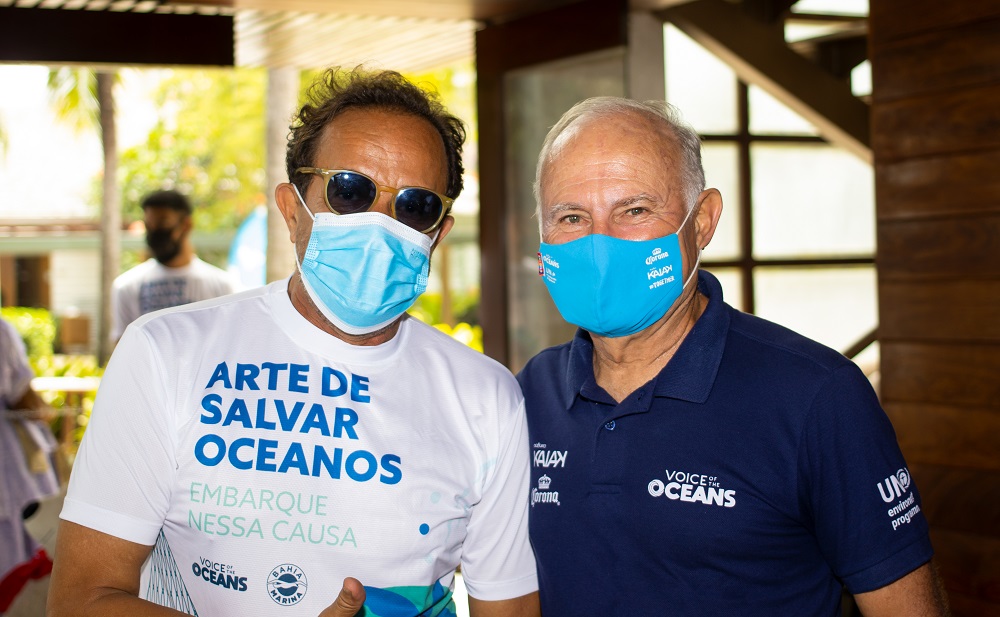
[48,67,119,365]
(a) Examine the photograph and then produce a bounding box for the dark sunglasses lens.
[327,172,377,214]
[395,189,443,232]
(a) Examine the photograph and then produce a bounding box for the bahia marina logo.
[267,563,308,606]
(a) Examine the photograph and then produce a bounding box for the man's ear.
[275,183,303,243]
[694,188,723,249]
[430,214,455,253]
[179,214,194,237]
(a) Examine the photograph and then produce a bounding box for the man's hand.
[318,578,366,617]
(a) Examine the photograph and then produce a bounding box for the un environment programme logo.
[877,468,911,503]
[267,564,307,606]
[878,468,922,531]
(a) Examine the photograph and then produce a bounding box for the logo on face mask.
[645,247,671,266]
[537,206,701,338]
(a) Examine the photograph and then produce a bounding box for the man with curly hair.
[49,68,540,617]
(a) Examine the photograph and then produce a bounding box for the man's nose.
[372,187,397,217]
[590,217,612,237]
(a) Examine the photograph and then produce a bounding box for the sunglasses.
[295,167,453,234]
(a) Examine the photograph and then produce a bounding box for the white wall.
[49,249,101,354]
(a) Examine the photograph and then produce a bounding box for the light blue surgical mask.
[538,207,700,338]
[293,186,434,335]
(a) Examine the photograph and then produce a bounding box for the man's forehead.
[539,115,685,209]
[143,206,187,224]
[314,108,449,188]
[321,107,437,141]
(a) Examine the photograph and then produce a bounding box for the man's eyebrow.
[614,193,657,208]
[546,194,659,216]
[546,203,584,216]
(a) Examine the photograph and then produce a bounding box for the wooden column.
[266,67,298,283]
[870,3,1000,615]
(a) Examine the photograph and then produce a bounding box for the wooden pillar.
[870,4,1000,615]
[266,66,298,283]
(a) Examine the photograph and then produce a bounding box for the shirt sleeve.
[459,396,539,601]
[799,363,933,593]
[110,281,128,341]
[60,325,178,545]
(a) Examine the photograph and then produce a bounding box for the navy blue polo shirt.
[517,271,933,617]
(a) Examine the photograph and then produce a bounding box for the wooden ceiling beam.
[741,0,800,24]
[659,0,871,162]
[0,6,234,66]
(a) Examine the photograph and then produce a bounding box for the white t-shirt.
[62,280,537,616]
[111,257,238,340]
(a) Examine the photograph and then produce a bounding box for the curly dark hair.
[286,67,466,199]
[141,189,192,215]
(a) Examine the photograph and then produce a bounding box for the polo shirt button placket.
[604,420,616,431]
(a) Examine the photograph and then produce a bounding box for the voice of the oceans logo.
[191,556,248,592]
[647,469,736,508]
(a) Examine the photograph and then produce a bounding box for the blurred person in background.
[0,317,59,580]
[111,189,237,341]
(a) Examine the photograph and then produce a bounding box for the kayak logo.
[877,468,911,503]
[533,448,567,468]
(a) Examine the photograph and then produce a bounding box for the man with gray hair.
[517,96,949,615]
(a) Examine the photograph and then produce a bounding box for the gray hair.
[533,97,705,233]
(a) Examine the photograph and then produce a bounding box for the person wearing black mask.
[110,190,238,342]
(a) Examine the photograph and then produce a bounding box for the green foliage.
[1,307,56,367]
[407,291,482,351]
[432,322,483,353]
[404,60,478,146]
[298,61,478,146]
[118,68,268,232]
[408,290,479,327]
[114,63,474,235]
[47,67,100,132]
[2,308,102,447]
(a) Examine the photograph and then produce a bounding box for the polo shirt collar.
[562,270,729,408]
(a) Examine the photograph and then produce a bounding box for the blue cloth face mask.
[538,207,701,338]
[292,186,434,335]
